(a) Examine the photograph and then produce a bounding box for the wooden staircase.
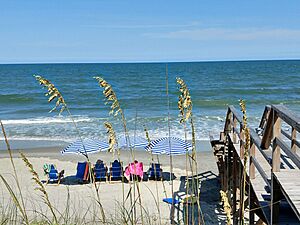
[210,105,300,225]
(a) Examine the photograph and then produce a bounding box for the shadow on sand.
[167,170,226,225]
[46,172,177,185]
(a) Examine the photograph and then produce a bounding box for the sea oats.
[220,190,232,225]
[20,152,58,224]
[94,76,121,116]
[34,75,66,114]
[176,77,192,123]
[104,122,117,155]
[239,99,250,225]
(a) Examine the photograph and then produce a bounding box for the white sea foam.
[2,116,92,125]
[1,114,249,144]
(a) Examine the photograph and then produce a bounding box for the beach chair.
[76,162,89,183]
[109,160,123,182]
[94,160,108,182]
[44,164,64,185]
[147,163,163,180]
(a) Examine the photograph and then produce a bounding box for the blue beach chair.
[94,160,108,182]
[109,160,123,182]
[76,162,89,183]
[44,164,64,184]
[148,163,163,180]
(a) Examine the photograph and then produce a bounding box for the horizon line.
[1,57,300,65]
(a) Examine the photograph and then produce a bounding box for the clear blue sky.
[1,0,300,63]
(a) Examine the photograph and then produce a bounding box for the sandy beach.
[0,145,225,224]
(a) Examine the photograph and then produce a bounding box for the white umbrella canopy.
[61,138,109,157]
[145,137,192,155]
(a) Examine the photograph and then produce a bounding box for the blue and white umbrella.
[118,135,148,148]
[145,137,192,155]
[61,138,109,156]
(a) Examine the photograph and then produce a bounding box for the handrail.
[224,104,300,175]
[282,129,300,149]
[228,105,243,123]
[250,128,271,164]
[259,105,271,129]
[272,104,300,133]
[224,105,243,132]
[275,137,300,169]
[251,156,271,188]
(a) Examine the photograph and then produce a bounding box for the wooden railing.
[224,104,300,177]
[223,105,271,187]
[219,104,300,224]
[260,104,300,171]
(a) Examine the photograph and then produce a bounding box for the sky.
[1,0,300,63]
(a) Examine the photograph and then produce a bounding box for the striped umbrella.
[117,135,148,148]
[145,137,192,155]
[61,138,109,156]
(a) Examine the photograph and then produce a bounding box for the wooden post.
[271,174,280,225]
[291,127,297,153]
[238,160,243,223]
[223,146,228,191]
[226,111,233,135]
[233,116,237,144]
[272,112,281,172]
[240,125,245,160]
[249,185,255,225]
[220,132,225,142]
[232,151,238,225]
[249,142,256,180]
[228,142,232,201]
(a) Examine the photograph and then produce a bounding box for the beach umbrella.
[61,138,109,156]
[145,137,192,155]
[117,135,148,148]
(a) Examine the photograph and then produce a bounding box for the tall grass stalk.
[165,65,175,221]
[0,121,29,225]
[34,75,106,223]
[20,152,58,224]
[220,190,232,225]
[144,126,162,225]
[104,121,125,206]
[239,100,250,225]
[177,77,204,224]
[177,77,191,224]
[33,75,89,160]
[95,76,144,225]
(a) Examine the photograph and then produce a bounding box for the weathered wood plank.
[275,138,300,169]
[272,114,282,172]
[228,105,243,123]
[281,129,300,150]
[251,156,270,187]
[291,128,297,153]
[250,128,272,164]
[272,104,300,132]
[250,143,256,179]
[259,105,271,129]
[273,171,300,220]
[261,108,274,149]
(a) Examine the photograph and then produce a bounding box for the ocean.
[1,60,300,149]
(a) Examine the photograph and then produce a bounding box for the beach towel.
[43,163,52,175]
[124,161,143,180]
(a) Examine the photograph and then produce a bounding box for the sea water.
[0,60,300,149]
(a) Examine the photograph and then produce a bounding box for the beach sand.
[0,146,225,224]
